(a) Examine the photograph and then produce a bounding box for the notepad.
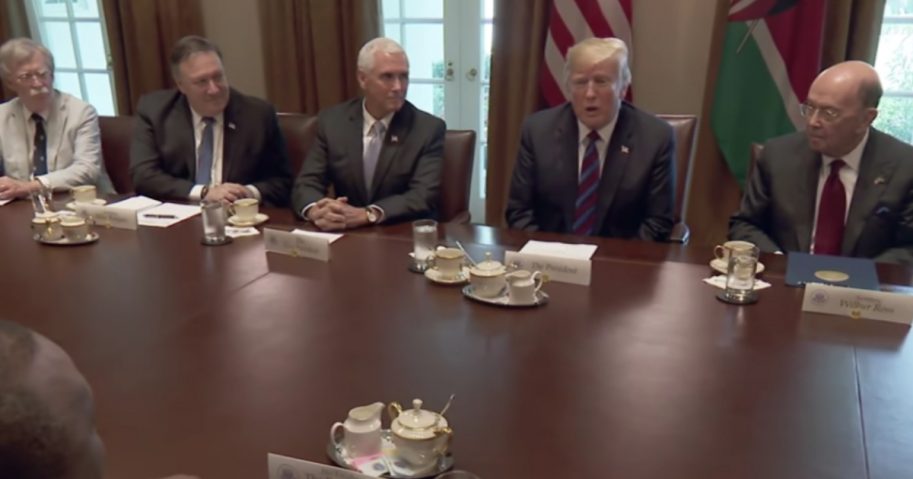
[785,252,879,290]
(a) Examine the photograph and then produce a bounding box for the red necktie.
[573,131,600,235]
[813,159,846,255]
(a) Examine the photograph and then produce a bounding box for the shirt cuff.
[368,204,385,223]
[35,175,50,190]
[301,202,317,220]
[245,185,261,201]
[189,184,205,201]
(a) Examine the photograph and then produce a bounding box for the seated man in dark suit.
[292,37,445,230]
[506,37,675,240]
[0,320,198,479]
[729,61,913,264]
[130,36,291,206]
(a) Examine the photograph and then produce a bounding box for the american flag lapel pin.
[391,135,399,144]
[621,145,630,155]
[228,122,236,130]
[874,176,886,185]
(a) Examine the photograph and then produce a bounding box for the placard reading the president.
[264,228,330,262]
[504,250,591,285]
[802,283,913,326]
[74,204,137,230]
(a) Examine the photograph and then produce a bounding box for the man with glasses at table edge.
[0,38,114,201]
[130,35,292,206]
[506,37,675,240]
[729,61,913,264]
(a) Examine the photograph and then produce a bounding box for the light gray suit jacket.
[0,91,114,193]
[729,129,913,264]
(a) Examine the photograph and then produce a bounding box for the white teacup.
[714,240,756,263]
[31,213,63,241]
[232,198,259,221]
[71,185,97,204]
[506,270,544,304]
[432,247,464,279]
[61,217,90,242]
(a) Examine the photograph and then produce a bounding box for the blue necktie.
[32,113,47,176]
[364,121,386,192]
[196,117,215,185]
[573,131,600,235]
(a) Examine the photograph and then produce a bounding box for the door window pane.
[381,0,400,18]
[75,22,107,70]
[384,23,402,44]
[407,83,436,117]
[44,21,77,69]
[72,0,100,19]
[874,96,913,144]
[55,72,81,97]
[34,0,67,17]
[403,24,444,80]
[84,73,115,116]
[482,23,493,82]
[403,0,442,18]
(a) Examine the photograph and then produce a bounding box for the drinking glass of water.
[721,244,760,304]
[200,200,231,245]
[411,219,438,272]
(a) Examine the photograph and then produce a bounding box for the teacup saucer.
[228,213,269,227]
[36,231,100,246]
[66,199,106,210]
[461,285,548,307]
[710,258,765,275]
[424,267,470,285]
[327,429,453,478]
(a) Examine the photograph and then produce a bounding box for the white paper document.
[703,275,771,291]
[519,240,598,260]
[292,229,344,243]
[268,453,372,479]
[0,199,13,207]
[137,203,200,227]
[108,195,163,211]
[226,226,260,238]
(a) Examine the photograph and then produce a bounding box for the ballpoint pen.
[143,214,177,219]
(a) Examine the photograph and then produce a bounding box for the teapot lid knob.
[412,398,423,411]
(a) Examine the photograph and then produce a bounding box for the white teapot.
[468,252,508,298]
[388,398,452,470]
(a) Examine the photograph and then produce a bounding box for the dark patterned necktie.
[196,117,215,185]
[573,130,601,235]
[32,113,47,176]
[813,159,846,255]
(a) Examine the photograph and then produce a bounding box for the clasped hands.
[202,182,251,204]
[0,176,42,201]
[307,197,369,231]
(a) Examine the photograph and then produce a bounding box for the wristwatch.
[365,207,379,224]
[200,185,210,200]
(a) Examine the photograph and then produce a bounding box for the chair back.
[98,115,136,193]
[441,130,476,223]
[277,113,318,175]
[657,114,698,222]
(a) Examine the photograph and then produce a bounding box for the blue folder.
[785,252,880,290]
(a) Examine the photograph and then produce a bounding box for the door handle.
[466,67,478,81]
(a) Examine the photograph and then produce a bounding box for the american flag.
[541,0,633,106]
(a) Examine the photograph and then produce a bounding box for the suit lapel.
[795,148,820,253]
[3,99,29,169]
[592,106,634,233]
[221,90,239,182]
[346,101,369,203]
[45,92,68,171]
[555,107,580,230]
[174,98,197,178]
[369,104,411,201]
[843,131,892,255]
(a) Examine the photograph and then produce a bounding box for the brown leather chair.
[657,114,698,243]
[98,115,135,194]
[277,113,318,175]
[441,130,476,223]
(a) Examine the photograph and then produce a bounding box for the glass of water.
[412,219,438,271]
[723,244,760,303]
[201,200,229,245]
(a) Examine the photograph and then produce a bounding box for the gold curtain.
[0,0,30,101]
[484,0,550,226]
[260,0,379,114]
[822,0,886,67]
[101,0,205,115]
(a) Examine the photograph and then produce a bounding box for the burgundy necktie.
[573,131,600,235]
[813,159,846,255]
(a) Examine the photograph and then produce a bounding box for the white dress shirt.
[809,129,868,252]
[576,115,618,178]
[187,109,261,201]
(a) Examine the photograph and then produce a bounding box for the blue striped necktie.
[196,117,215,185]
[573,131,601,235]
[364,121,386,191]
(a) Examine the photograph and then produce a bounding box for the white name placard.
[802,283,913,326]
[264,228,330,262]
[504,250,591,286]
[268,453,371,479]
[74,204,137,230]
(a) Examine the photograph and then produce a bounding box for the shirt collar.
[577,114,618,146]
[20,93,53,121]
[362,100,394,136]
[822,128,869,172]
[190,107,223,129]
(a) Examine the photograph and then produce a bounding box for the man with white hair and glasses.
[0,38,113,201]
[729,61,913,264]
[292,37,446,230]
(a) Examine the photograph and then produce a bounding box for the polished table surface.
[1,200,911,479]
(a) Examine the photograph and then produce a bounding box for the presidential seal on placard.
[814,270,850,282]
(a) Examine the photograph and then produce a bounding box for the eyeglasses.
[569,76,616,91]
[15,70,51,83]
[190,73,226,89]
[799,103,840,122]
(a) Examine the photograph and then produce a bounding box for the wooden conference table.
[1,199,910,479]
